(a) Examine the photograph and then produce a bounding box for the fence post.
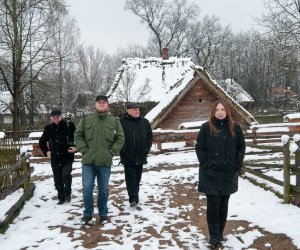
[22,160,30,191]
[283,139,291,203]
[253,127,257,144]
[294,138,300,204]
[157,142,162,151]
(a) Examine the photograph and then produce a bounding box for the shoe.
[99,216,108,224]
[65,196,71,203]
[209,239,221,249]
[81,215,92,225]
[219,234,225,242]
[208,223,220,249]
[130,201,138,207]
[57,199,65,205]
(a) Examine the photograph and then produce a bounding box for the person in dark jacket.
[195,100,245,248]
[120,103,153,207]
[39,109,77,205]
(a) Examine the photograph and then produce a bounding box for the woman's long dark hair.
[208,100,235,137]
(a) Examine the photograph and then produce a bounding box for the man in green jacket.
[75,95,124,225]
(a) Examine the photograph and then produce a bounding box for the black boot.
[208,223,220,248]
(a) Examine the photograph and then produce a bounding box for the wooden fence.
[0,150,35,233]
[9,128,300,204]
[152,130,300,204]
[1,129,39,142]
[243,140,300,205]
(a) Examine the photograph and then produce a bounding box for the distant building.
[0,91,13,125]
[0,91,48,126]
[218,79,254,110]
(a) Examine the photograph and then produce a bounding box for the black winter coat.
[195,118,245,195]
[120,113,153,165]
[39,120,76,164]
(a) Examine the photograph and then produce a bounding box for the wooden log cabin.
[145,66,256,130]
[107,53,256,130]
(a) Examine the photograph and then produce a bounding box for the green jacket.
[74,112,125,166]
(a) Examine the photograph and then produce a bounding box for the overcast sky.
[66,0,265,53]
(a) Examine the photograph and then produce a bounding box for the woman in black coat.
[195,100,245,248]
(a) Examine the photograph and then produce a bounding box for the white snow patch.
[293,134,300,142]
[28,132,43,139]
[0,131,6,139]
[178,120,207,129]
[290,142,298,153]
[0,189,24,221]
[281,135,290,144]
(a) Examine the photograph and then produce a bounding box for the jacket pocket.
[82,148,93,163]
[101,149,113,164]
[106,125,115,143]
[84,123,94,142]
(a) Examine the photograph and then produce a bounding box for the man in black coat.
[120,103,153,207]
[39,110,77,205]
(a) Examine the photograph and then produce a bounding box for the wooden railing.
[152,129,198,151]
[0,153,35,232]
[1,129,39,142]
[243,140,300,205]
[246,130,296,144]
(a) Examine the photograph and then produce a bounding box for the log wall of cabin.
[157,78,249,130]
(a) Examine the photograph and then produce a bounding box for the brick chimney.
[161,48,169,60]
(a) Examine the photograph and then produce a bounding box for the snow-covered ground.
[1,150,300,249]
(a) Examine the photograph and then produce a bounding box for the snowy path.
[1,151,300,250]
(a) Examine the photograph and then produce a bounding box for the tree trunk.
[12,88,20,141]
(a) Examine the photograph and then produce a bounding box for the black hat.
[126,102,141,109]
[50,109,62,116]
[95,95,108,103]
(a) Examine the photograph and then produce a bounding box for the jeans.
[51,161,72,201]
[124,164,143,203]
[82,164,111,217]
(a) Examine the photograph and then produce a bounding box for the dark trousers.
[51,161,72,201]
[206,194,230,239]
[124,164,143,203]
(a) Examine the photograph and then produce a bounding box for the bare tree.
[40,14,80,112]
[260,0,300,46]
[110,43,151,78]
[76,45,109,95]
[0,0,67,140]
[114,70,151,102]
[115,43,150,59]
[125,0,199,56]
[188,15,231,70]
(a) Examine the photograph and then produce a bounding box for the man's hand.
[46,151,51,159]
[68,147,77,153]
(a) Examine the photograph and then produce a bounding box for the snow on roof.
[145,66,195,123]
[146,65,256,125]
[218,79,254,103]
[206,72,256,124]
[108,57,255,126]
[178,120,207,129]
[283,113,300,121]
[0,91,12,114]
[107,57,194,102]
